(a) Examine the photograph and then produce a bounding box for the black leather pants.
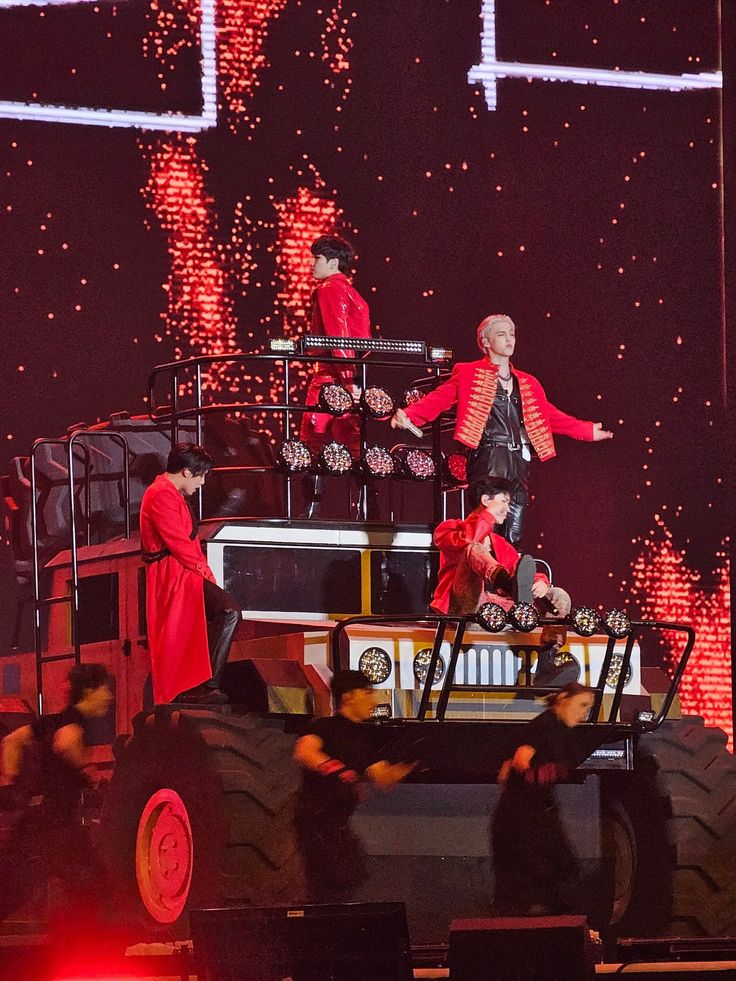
[466,444,530,549]
[203,579,240,689]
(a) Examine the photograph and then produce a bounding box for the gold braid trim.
[457,366,498,446]
[518,375,555,461]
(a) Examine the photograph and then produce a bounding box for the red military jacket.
[431,507,549,614]
[139,474,214,704]
[405,359,594,459]
[308,272,371,384]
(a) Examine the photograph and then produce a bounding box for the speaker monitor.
[190,902,413,981]
[449,916,595,981]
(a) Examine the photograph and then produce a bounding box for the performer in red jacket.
[431,478,571,617]
[139,444,240,704]
[391,314,612,545]
[299,235,372,517]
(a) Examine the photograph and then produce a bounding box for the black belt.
[142,547,171,564]
[481,436,530,451]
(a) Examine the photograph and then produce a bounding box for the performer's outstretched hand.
[390,408,424,438]
[592,422,613,441]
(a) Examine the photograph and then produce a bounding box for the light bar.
[299,336,425,355]
[469,0,722,111]
[429,346,453,362]
[0,0,218,132]
[270,338,297,353]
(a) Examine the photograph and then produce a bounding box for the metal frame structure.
[147,350,453,525]
[331,613,695,733]
[30,430,131,713]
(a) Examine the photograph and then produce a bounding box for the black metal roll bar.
[330,613,696,734]
[146,351,449,524]
[30,431,130,713]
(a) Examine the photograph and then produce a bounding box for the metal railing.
[330,613,695,734]
[146,351,451,524]
[30,431,131,713]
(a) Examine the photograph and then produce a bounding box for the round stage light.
[571,607,601,637]
[318,441,354,475]
[413,648,446,685]
[444,452,468,485]
[402,388,424,408]
[318,383,355,416]
[277,439,313,473]
[508,602,540,632]
[394,447,435,480]
[605,653,633,689]
[603,609,632,639]
[358,647,392,684]
[361,386,396,419]
[362,445,396,479]
[476,602,509,633]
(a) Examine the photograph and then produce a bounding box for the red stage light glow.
[630,517,732,745]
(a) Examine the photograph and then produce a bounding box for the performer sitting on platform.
[293,670,415,903]
[492,683,595,916]
[140,443,240,705]
[391,313,612,546]
[431,477,571,617]
[0,663,112,925]
[299,234,373,518]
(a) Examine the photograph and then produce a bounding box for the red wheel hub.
[135,788,194,923]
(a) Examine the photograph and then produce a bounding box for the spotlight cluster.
[278,438,437,480]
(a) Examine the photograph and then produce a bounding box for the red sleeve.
[433,518,469,557]
[146,491,212,578]
[533,378,595,442]
[405,366,460,427]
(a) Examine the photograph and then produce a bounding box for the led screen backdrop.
[0,0,730,737]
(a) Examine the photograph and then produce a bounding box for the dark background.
[0,0,729,727]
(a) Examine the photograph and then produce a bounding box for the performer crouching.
[431,477,571,617]
[140,443,240,704]
[293,670,415,903]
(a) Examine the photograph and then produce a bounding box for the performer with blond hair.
[391,313,612,546]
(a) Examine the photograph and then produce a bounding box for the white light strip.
[470,0,723,111]
[0,0,218,131]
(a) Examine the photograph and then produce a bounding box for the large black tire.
[100,708,303,935]
[602,716,736,937]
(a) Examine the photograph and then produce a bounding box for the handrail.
[330,613,696,735]
[146,350,450,526]
[30,431,131,714]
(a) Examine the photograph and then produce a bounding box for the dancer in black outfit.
[492,683,595,916]
[293,670,414,903]
[0,663,113,924]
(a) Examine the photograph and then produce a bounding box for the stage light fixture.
[413,647,446,685]
[318,383,355,416]
[605,653,633,689]
[508,602,540,632]
[570,607,601,637]
[428,346,453,362]
[393,447,436,480]
[361,386,396,419]
[635,709,656,725]
[603,609,632,639]
[402,388,424,408]
[362,445,396,479]
[358,647,392,684]
[318,441,354,475]
[269,337,296,352]
[444,452,468,485]
[277,439,312,473]
[476,602,508,633]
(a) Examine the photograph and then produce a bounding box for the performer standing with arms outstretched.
[299,235,372,518]
[391,314,612,546]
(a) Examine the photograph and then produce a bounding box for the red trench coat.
[139,474,214,703]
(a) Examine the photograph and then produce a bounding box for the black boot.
[300,475,325,519]
[350,478,379,521]
[512,554,535,605]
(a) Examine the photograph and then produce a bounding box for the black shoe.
[512,554,535,605]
